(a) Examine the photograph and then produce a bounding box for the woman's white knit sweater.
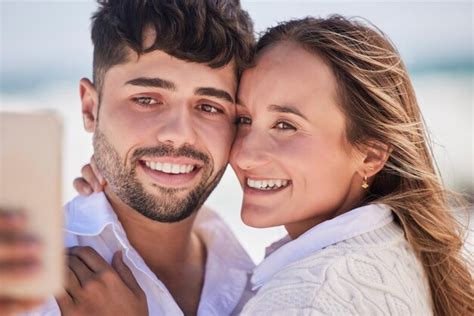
[241,220,433,315]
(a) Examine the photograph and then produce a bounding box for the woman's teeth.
[144,161,195,174]
[247,178,289,190]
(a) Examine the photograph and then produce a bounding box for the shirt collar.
[251,203,393,290]
[64,192,118,236]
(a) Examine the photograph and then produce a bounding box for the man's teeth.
[144,161,195,174]
[247,178,289,190]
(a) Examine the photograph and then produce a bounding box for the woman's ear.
[79,78,99,133]
[357,140,391,178]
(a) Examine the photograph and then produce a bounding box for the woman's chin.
[240,205,283,228]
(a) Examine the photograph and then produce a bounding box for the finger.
[56,289,75,314]
[0,234,41,261]
[0,259,42,283]
[111,251,142,294]
[81,164,102,193]
[0,211,26,231]
[68,246,110,273]
[90,156,106,186]
[64,265,82,299]
[0,297,46,315]
[67,254,94,286]
[0,234,42,283]
[73,177,93,196]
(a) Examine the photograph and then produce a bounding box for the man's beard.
[92,129,225,222]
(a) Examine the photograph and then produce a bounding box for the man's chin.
[131,195,198,223]
[141,182,197,199]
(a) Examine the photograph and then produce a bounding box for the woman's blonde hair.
[257,16,473,315]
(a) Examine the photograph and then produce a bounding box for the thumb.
[112,251,142,295]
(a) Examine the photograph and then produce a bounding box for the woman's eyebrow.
[268,104,307,120]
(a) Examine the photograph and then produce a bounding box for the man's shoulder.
[194,205,255,271]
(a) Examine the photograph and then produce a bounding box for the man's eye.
[132,96,161,107]
[198,103,222,114]
[274,121,296,130]
[235,116,252,125]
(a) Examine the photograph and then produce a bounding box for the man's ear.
[357,140,391,178]
[79,78,99,133]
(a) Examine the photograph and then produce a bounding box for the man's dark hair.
[91,0,255,91]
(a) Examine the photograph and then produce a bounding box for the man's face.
[81,50,237,222]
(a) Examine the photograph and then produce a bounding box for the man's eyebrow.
[195,87,235,104]
[268,104,308,120]
[125,77,176,90]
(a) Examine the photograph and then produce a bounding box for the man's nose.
[155,105,197,148]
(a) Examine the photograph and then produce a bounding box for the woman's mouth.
[245,177,291,194]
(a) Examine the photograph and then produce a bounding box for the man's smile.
[139,158,203,188]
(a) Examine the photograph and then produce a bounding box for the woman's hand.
[57,247,148,316]
[0,210,46,315]
[73,157,106,196]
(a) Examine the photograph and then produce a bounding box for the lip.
[138,160,202,188]
[244,173,291,181]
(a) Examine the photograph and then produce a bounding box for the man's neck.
[104,188,206,315]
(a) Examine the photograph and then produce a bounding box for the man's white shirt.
[26,192,255,316]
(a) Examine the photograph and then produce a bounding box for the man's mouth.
[144,161,196,174]
[139,158,203,188]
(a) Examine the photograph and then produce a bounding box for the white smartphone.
[0,111,64,298]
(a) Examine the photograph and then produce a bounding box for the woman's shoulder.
[242,222,433,315]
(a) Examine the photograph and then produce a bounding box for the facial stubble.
[93,129,226,222]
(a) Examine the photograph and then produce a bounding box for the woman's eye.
[198,103,222,114]
[235,116,252,125]
[132,96,161,107]
[274,121,296,130]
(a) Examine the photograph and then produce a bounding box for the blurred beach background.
[1,0,472,263]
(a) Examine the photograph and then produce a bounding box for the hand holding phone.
[0,112,64,302]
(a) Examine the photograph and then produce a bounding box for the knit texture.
[241,221,433,315]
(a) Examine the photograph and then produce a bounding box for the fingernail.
[99,176,106,186]
[95,182,103,192]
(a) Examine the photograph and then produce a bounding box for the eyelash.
[235,117,297,131]
[197,103,224,115]
[132,96,162,107]
[235,116,252,125]
[274,121,296,131]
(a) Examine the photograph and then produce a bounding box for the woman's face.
[230,41,366,238]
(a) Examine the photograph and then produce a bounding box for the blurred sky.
[1,0,473,93]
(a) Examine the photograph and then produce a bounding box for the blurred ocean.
[1,0,473,262]
[1,69,472,262]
